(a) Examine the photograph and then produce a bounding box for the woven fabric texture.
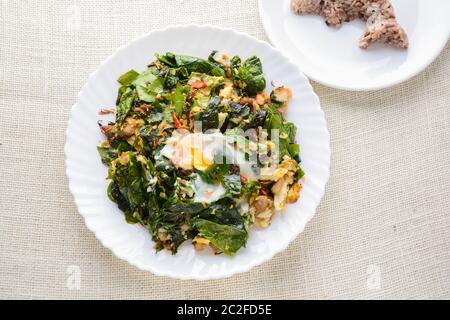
[0,0,449,299]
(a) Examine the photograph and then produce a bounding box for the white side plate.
[259,0,450,90]
[65,25,330,280]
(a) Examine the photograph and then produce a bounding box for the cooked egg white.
[191,175,226,203]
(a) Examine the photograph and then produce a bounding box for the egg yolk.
[190,147,212,170]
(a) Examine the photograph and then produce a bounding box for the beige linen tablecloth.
[0,0,449,299]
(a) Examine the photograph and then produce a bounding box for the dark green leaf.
[133,70,164,103]
[116,87,135,125]
[287,143,300,161]
[199,197,244,227]
[111,141,133,153]
[112,153,160,224]
[107,181,130,213]
[230,56,241,79]
[139,125,160,154]
[97,146,117,165]
[194,218,248,256]
[284,122,297,143]
[295,166,305,180]
[263,108,295,160]
[155,52,177,67]
[163,69,179,90]
[171,83,187,117]
[162,198,205,214]
[117,69,139,86]
[228,102,250,125]
[240,109,267,131]
[201,96,221,131]
[231,56,266,95]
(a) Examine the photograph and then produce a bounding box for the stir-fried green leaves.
[98,51,303,256]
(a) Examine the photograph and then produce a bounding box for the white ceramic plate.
[65,25,330,280]
[258,0,450,90]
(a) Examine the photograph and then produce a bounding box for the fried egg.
[160,130,220,171]
[161,129,259,203]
